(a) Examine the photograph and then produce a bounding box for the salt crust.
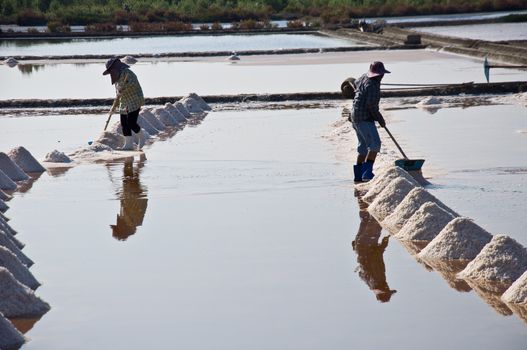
[502,270,527,304]
[0,246,39,290]
[137,115,159,135]
[368,177,417,222]
[96,132,124,150]
[179,96,204,114]
[7,147,46,173]
[164,103,186,123]
[418,217,492,261]
[43,150,72,163]
[0,313,25,350]
[140,109,166,131]
[0,189,11,201]
[0,153,29,182]
[0,267,50,318]
[0,169,17,190]
[362,166,419,204]
[188,93,212,111]
[458,235,527,284]
[396,202,456,241]
[153,107,178,127]
[1,230,30,267]
[383,187,457,233]
[173,101,191,118]
[0,198,8,213]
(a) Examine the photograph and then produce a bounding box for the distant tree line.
[0,0,525,27]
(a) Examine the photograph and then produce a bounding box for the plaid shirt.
[115,68,144,114]
[350,73,384,124]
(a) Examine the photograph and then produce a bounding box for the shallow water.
[2,108,527,349]
[0,33,360,57]
[2,50,527,100]
[367,9,527,24]
[414,22,527,41]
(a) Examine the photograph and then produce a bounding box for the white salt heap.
[362,166,420,203]
[121,55,137,64]
[368,177,417,222]
[43,150,72,163]
[69,143,113,159]
[0,313,24,350]
[179,96,204,114]
[0,216,17,237]
[0,153,29,182]
[96,132,124,150]
[187,93,212,111]
[0,169,17,191]
[416,96,443,106]
[0,246,39,290]
[164,103,186,123]
[418,217,492,261]
[7,147,46,173]
[140,109,166,131]
[383,187,456,233]
[0,189,11,201]
[137,115,158,135]
[502,271,527,304]
[1,226,24,249]
[0,199,8,213]
[458,235,527,284]
[396,202,456,241]
[153,107,178,127]
[0,230,32,267]
[173,101,191,118]
[0,267,50,317]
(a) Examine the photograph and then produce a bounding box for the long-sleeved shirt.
[115,68,144,114]
[351,73,384,124]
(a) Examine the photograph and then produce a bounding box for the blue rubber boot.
[353,164,363,183]
[362,161,375,182]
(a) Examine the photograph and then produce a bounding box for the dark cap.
[367,61,390,78]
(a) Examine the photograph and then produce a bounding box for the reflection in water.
[108,155,148,241]
[17,63,45,75]
[423,259,472,293]
[352,191,396,303]
[8,317,41,334]
[465,280,512,316]
[15,172,42,194]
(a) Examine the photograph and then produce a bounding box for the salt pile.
[502,271,527,304]
[0,313,25,350]
[187,93,212,111]
[1,226,24,249]
[173,101,191,118]
[396,202,456,241]
[416,96,443,106]
[3,57,18,67]
[0,199,8,213]
[140,109,166,131]
[0,246,39,290]
[43,150,72,163]
[457,235,527,284]
[0,216,17,236]
[418,217,492,261]
[0,153,29,182]
[0,169,17,191]
[7,147,46,173]
[0,267,50,318]
[368,177,417,222]
[180,96,204,113]
[137,115,159,135]
[69,143,113,159]
[96,132,124,150]
[164,103,186,123]
[0,230,32,266]
[153,107,178,127]
[383,187,456,233]
[362,166,419,203]
[121,55,137,64]
[0,189,11,201]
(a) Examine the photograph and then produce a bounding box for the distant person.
[349,61,390,182]
[103,57,145,150]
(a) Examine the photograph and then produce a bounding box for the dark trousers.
[120,109,141,136]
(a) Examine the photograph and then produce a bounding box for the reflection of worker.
[352,191,396,303]
[110,156,148,241]
[349,61,390,182]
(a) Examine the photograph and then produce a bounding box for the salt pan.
[368,177,417,222]
[0,153,29,182]
[7,147,45,173]
[383,188,457,233]
[418,217,492,261]
[0,267,50,318]
[0,229,32,267]
[173,101,191,118]
[43,150,72,163]
[458,235,527,284]
[395,202,456,242]
[180,96,204,114]
[0,199,8,213]
[0,313,24,350]
[362,166,419,204]
[502,271,527,305]
[0,246,39,290]
[0,169,17,191]
[187,93,212,111]
[140,109,166,131]
[153,107,178,127]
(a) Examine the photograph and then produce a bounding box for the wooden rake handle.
[383,126,409,160]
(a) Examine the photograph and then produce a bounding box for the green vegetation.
[0,0,525,29]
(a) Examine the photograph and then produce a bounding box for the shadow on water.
[352,190,397,303]
[106,154,148,241]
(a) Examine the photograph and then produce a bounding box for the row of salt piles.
[357,165,527,320]
[0,147,50,349]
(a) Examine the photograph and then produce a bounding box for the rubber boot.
[136,130,145,150]
[362,161,375,182]
[353,164,363,183]
[121,136,134,151]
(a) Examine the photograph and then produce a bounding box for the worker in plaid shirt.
[103,57,145,150]
[349,61,390,182]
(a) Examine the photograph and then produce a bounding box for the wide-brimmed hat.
[367,61,390,78]
[103,57,129,75]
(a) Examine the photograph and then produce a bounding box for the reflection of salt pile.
[458,235,527,284]
[396,202,456,241]
[362,166,419,203]
[368,177,417,222]
[8,146,46,173]
[0,267,50,318]
[0,170,17,190]
[0,246,39,290]
[502,271,527,304]
[43,150,72,163]
[424,259,472,293]
[418,217,492,260]
[0,153,29,182]
[466,279,512,316]
[0,313,24,350]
